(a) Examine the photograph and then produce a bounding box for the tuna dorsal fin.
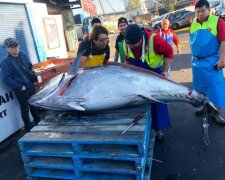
[68,50,86,75]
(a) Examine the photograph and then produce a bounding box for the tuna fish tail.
[188,95,219,113]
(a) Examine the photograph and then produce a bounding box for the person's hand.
[177,48,181,55]
[161,71,168,78]
[21,86,26,91]
[214,60,225,70]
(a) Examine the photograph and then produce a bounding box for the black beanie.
[118,17,128,27]
[125,24,143,44]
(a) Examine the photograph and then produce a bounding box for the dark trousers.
[14,87,40,131]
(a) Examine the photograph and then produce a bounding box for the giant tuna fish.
[29,52,217,112]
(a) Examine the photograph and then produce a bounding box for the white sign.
[0,0,33,3]
[0,74,24,142]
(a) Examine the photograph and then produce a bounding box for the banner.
[81,0,98,16]
[62,10,76,51]
[43,17,60,49]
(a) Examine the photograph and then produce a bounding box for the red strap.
[57,76,76,96]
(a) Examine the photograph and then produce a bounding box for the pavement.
[0,30,225,180]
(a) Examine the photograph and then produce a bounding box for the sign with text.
[0,72,23,142]
[81,0,98,16]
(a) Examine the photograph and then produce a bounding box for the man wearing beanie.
[123,24,173,140]
[114,17,128,63]
[1,38,40,132]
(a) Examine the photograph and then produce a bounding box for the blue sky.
[73,0,125,16]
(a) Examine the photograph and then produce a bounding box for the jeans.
[14,87,40,131]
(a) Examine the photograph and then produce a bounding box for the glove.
[114,57,119,62]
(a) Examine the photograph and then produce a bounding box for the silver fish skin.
[29,63,216,112]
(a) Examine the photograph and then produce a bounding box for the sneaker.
[210,112,225,125]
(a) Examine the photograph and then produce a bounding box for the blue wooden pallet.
[19,105,153,180]
[146,132,155,180]
[24,135,155,180]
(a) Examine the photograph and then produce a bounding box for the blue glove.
[114,57,119,62]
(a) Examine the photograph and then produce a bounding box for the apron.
[160,29,173,46]
[128,57,171,130]
[85,54,106,67]
[190,29,225,108]
[160,29,173,77]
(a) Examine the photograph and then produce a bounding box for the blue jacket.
[0,52,34,90]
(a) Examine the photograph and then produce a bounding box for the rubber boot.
[210,111,225,125]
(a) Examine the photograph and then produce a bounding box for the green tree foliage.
[125,0,142,11]
[161,0,177,12]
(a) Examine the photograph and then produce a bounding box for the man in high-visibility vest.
[114,17,128,63]
[123,24,173,140]
[190,0,225,124]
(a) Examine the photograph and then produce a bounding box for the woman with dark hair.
[77,25,110,68]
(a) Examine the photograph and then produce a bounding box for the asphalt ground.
[0,29,225,180]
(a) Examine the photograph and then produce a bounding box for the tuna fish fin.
[138,94,167,104]
[68,50,86,75]
[151,96,167,104]
[67,102,85,111]
[58,74,65,87]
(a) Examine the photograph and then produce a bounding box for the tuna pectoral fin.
[138,94,167,104]
[67,102,85,111]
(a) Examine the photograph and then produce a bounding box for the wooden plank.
[25,156,74,170]
[21,143,142,161]
[19,132,144,144]
[20,143,74,156]
[25,167,76,179]
[77,159,137,175]
[31,125,145,134]
[38,117,146,126]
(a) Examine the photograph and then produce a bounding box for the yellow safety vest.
[123,34,163,68]
[190,15,218,36]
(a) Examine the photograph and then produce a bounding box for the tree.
[125,0,142,11]
[161,0,177,12]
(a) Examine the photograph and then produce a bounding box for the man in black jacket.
[1,38,40,131]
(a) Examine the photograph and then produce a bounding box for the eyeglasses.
[97,38,109,43]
